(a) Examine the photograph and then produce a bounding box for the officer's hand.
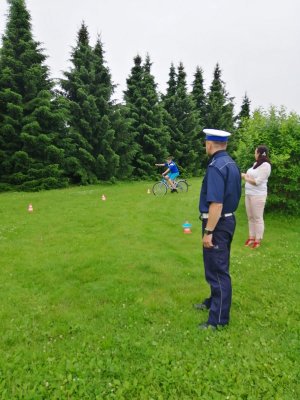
[202,234,214,248]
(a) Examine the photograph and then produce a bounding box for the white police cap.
[203,129,231,142]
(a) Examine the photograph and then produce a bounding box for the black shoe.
[198,322,216,330]
[198,322,228,330]
[193,302,209,311]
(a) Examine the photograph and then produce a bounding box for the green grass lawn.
[0,178,299,399]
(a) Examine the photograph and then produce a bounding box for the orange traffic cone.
[28,203,33,212]
[182,221,192,234]
[101,194,106,201]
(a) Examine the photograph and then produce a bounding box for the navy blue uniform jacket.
[199,150,241,214]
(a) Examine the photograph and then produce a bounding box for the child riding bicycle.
[155,156,180,192]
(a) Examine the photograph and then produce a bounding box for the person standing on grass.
[155,156,180,192]
[195,129,241,330]
[241,145,271,249]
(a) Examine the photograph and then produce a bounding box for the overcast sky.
[1,0,300,114]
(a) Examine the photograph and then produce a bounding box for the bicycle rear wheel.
[176,180,188,193]
[152,182,167,196]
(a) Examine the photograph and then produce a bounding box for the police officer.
[195,129,241,329]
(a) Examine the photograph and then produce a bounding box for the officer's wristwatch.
[204,228,214,235]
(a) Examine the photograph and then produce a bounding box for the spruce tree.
[191,66,207,169]
[60,22,97,183]
[161,64,178,160]
[205,63,235,132]
[191,66,206,127]
[61,25,120,182]
[237,93,251,124]
[111,104,137,180]
[0,0,67,190]
[232,93,251,154]
[92,37,119,180]
[163,62,201,175]
[124,54,169,178]
[165,63,177,98]
[123,55,143,177]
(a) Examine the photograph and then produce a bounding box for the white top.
[245,162,271,195]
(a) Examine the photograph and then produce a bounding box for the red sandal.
[244,238,255,246]
[251,241,261,249]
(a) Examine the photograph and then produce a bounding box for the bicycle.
[152,177,189,196]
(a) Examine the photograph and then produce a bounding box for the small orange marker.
[28,203,33,212]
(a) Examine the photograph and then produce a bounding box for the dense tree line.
[0,0,247,191]
[1,0,299,214]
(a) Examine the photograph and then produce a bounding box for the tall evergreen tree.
[205,63,235,132]
[163,62,202,175]
[0,0,67,190]
[237,93,251,124]
[232,93,251,154]
[165,63,177,98]
[161,64,178,160]
[124,54,169,178]
[91,37,119,180]
[111,103,137,180]
[191,66,207,168]
[123,55,143,177]
[61,25,119,182]
[60,22,97,183]
[191,66,206,127]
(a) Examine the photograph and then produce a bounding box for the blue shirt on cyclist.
[155,156,180,191]
[164,160,179,179]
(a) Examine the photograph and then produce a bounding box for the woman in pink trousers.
[241,145,271,249]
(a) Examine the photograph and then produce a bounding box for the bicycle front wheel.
[176,180,188,193]
[152,182,167,196]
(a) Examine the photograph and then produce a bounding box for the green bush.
[235,107,300,214]
[0,182,13,192]
[19,176,68,191]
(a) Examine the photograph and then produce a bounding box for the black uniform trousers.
[202,215,236,326]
